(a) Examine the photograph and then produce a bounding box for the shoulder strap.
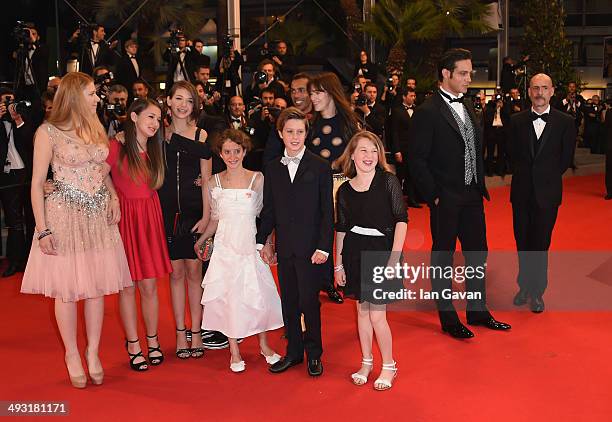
[214,173,221,188]
[247,172,258,190]
[195,127,202,141]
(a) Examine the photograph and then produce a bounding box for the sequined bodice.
[46,124,110,194]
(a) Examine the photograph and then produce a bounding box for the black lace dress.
[336,169,408,304]
[158,129,212,260]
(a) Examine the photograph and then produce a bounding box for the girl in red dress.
[108,99,172,371]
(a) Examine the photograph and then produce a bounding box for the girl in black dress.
[158,81,211,359]
[334,131,407,391]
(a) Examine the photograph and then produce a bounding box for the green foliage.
[360,0,494,86]
[268,19,327,56]
[520,0,577,90]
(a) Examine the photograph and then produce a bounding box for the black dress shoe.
[307,359,323,376]
[269,357,303,373]
[468,317,511,330]
[605,194,612,200]
[326,287,343,304]
[2,263,23,278]
[442,323,474,339]
[531,296,545,313]
[513,289,529,306]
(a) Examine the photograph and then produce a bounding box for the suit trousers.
[0,169,27,264]
[277,255,323,360]
[429,187,490,327]
[512,195,559,297]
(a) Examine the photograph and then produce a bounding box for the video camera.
[386,77,396,92]
[168,29,187,53]
[93,71,114,101]
[105,101,126,117]
[1,99,32,121]
[13,21,32,48]
[253,71,268,85]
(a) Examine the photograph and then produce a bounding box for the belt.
[350,225,385,237]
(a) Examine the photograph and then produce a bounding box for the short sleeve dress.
[336,169,408,304]
[158,129,212,260]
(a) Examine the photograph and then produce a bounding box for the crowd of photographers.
[1,22,611,277]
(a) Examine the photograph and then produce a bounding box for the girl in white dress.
[195,129,283,372]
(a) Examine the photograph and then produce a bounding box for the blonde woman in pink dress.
[21,72,132,389]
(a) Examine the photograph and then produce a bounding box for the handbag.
[198,237,214,261]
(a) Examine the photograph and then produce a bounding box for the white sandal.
[230,360,245,373]
[350,357,374,386]
[373,361,397,391]
[261,351,281,365]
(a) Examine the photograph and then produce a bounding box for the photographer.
[584,95,605,154]
[0,88,35,277]
[505,88,526,115]
[483,94,511,176]
[163,32,195,92]
[271,40,296,81]
[244,59,285,104]
[194,64,221,115]
[215,48,243,99]
[354,82,384,139]
[192,38,211,67]
[246,88,279,171]
[132,79,150,100]
[101,84,129,138]
[11,22,49,99]
[67,24,117,76]
[381,73,401,112]
[353,49,378,82]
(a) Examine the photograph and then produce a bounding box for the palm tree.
[361,0,495,87]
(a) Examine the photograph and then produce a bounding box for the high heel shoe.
[175,328,191,359]
[351,357,373,386]
[189,330,205,359]
[373,361,398,391]
[64,354,87,389]
[146,334,164,366]
[84,348,104,385]
[125,339,149,371]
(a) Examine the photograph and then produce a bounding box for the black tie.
[130,56,137,59]
[231,117,241,123]
[531,112,549,122]
[439,90,464,104]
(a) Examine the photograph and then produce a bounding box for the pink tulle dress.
[21,124,133,302]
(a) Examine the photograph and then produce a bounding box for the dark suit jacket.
[163,49,196,91]
[356,102,385,140]
[115,54,141,91]
[508,108,575,207]
[0,120,35,174]
[68,40,115,76]
[408,92,489,205]
[13,44,49,95]
[256,150,334,258]
[389,104,414,156]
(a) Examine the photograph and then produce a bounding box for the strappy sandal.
[351,357,373,386]
[125,339,149,372]
[189,330,205,359]
[373,361,398,391]
[146,333,164,366]
[175,328,191,359]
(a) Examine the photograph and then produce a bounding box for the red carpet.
[1,174,611,421]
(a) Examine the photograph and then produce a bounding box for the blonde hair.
[335,130,390,178]
[47,72,107,145]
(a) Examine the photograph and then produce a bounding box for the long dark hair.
[119,98,165,190]
[308,72,360,141]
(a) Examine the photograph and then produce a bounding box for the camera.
[354,84,367,107]
[105,101,126,116]
[253,71,268,85]
[222,33,236,53]
[267,106,282,119]
[386,77,395,92]
[93,71,114,101]
[242,126,256,136]
[168,29,186,53]
[1,99,32,121]
[13,21,32,48]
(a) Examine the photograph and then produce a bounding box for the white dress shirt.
[531,105,550,139]
[492,108,503,127]
[3,121,25,173]
[174,51,187,82]
[90,41,100,65]
[439,87,465,122]
[25,46,35,86]
[130,56,140,78]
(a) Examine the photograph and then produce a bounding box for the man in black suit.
[257,107,333,376]
[12,23,49,100]
[483,95,511,176]
[192,39,212,68]
[390,87,421,208]
[508,73,575,313]
[115,40,142,95]
[409,49,511,339]
[163,35,195,93]
[355,82,385,139]
[67,24,117,76]
[0,89,35,277]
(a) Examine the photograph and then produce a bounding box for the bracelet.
[334,265,344,272]
[37,229,52,240]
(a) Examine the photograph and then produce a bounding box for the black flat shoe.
[125,339,149,371]
[442,323,474,339]
[605,194,612,200]
[326,287,343,304]
[513,289,529,306]
[307,359,323,377]
[269,357,303,373]
[146,333,164,366]
[468,317,511,330]
[531,296,545,313]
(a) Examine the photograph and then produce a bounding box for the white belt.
[350,225,385,237]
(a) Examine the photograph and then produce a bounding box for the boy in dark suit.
[256,107,333,376]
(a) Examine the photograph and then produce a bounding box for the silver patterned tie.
[280,156,301,166]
